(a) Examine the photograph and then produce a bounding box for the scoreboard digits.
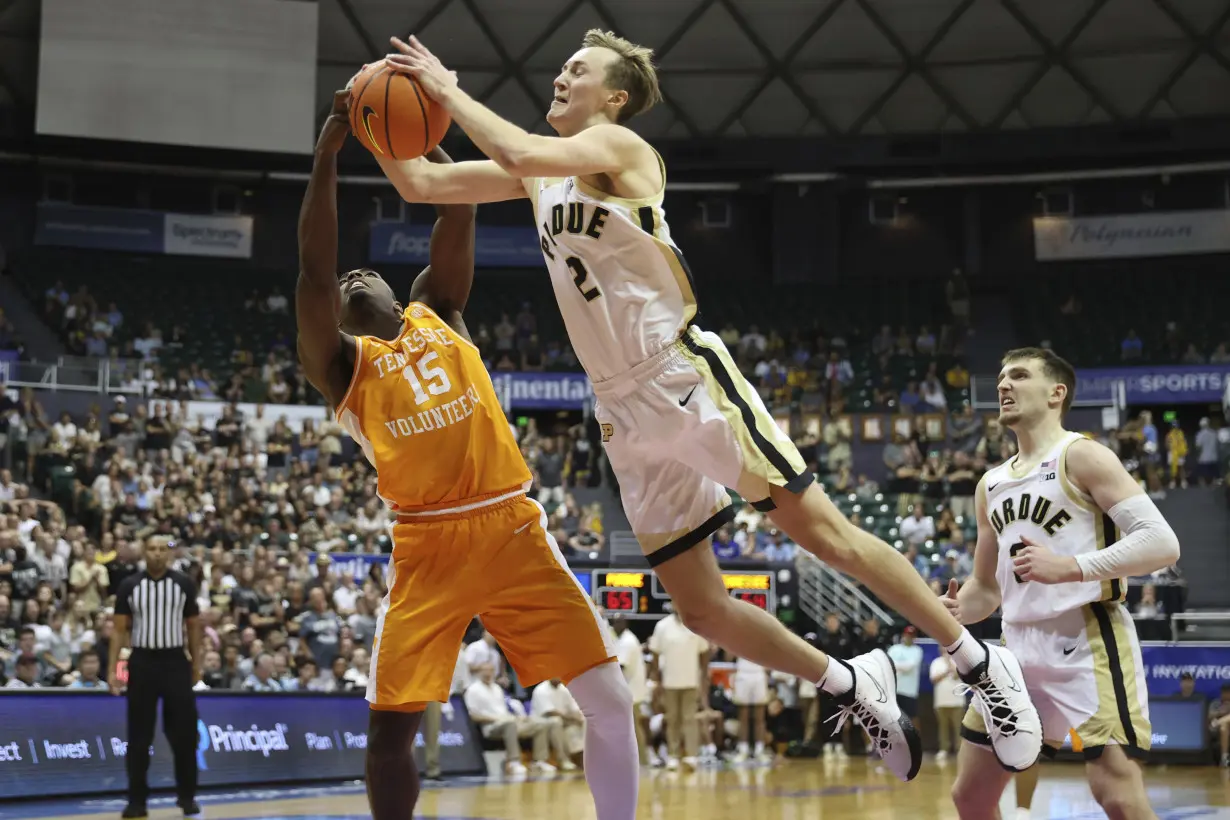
[592,569,776,619]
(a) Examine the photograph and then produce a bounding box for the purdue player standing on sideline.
[110,536,202,820]
[297,92,637,820]
[948,348,1179,820]
[374,30,1041,780]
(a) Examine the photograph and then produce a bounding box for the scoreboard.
[591,568,776,619]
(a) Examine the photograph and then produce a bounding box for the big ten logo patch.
[600,423,614,443]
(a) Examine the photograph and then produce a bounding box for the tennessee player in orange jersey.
[296,91,640,820]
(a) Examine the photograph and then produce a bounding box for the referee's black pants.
[126,648,198,806]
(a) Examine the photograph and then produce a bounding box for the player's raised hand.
[1011,536,1083,585]
[941,579,963,623]
[386,36,459,103]
[316,90,351,155]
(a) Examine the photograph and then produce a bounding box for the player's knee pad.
[569,661,634,723]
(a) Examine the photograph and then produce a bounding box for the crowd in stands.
[36,278,976,418]
[0,388,609,690]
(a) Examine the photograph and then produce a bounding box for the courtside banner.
[35,203,164,253]
[35,204,254,259]
[1077,364,1230,404]
[490,371,593,410]
[0,692,483,799]
[1034,210,1230,261]
[164,213,253,259]
[918,641,1230,698]
[311,552,594,595]
[370,222,542,267]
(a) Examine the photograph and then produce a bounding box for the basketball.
[348,62,450,160]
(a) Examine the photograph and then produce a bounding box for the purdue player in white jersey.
[947,348,1179,820]
[374,29,1042,781]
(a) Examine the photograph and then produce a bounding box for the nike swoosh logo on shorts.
[1063,646,1076,656]
[679,385,698,407]
[513,522,531,535]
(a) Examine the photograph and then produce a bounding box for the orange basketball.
[348,62,450,160]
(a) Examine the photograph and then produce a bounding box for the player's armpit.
[377,155,525,205]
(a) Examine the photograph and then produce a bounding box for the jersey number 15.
[403,350,452,405]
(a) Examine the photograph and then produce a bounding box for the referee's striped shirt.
[115,570,199,649]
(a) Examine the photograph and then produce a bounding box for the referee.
[110,535,202,820]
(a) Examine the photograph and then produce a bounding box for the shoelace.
[824,695,896,754]
[955,677,1027,738]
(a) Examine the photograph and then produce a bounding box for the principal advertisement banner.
[1034,210,1230,260]
[0,692,483,798]
[164,213,253,259]
[1077,364,1230,404]
[920,641,1230,699]
[370,223,542,267]
[36,204,254,259]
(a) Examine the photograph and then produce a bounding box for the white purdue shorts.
[732,672,769,706]
[592,326,813,567]
[962,601,1151,761]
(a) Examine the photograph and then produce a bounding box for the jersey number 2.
[566,256,602,302]
[403,351,452,405]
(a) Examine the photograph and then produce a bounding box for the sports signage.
[592,568,776,619]
[35,204,254,259]
[0,692,483,798]
[370,223,543,267]
[1034,210,1230,261]
[1076,364,1230,405]
[312,554,591,595]
[918,640,1230,699]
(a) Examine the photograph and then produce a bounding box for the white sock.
[737,741,749,755]
[944,629,988,675]
[754,742,764,755]
[568,662,639,820]
[819,659,854,695]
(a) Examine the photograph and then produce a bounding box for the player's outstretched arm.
[946,476,1003,625]
[1066,437,1180,580]
[407,147,476,324]
[386,36,652,180]
[296,90,356,408]
[375,154,526,205]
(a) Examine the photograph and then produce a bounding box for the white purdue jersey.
[983,431,1128,625]
[527,159,697,381]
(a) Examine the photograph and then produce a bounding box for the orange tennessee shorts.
[368,494,616,710]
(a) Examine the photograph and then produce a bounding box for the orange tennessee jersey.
[335,303,531,511]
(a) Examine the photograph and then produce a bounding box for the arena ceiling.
[2,0,1229,143]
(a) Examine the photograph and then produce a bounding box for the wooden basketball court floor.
[9,757,1230,820]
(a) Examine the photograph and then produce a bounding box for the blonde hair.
[581,29,663,123]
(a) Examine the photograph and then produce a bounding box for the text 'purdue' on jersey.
[528,156,699,381]
[335,303,531,512]
[983,431,1127,625]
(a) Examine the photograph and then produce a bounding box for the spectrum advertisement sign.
[0,692,483,798]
